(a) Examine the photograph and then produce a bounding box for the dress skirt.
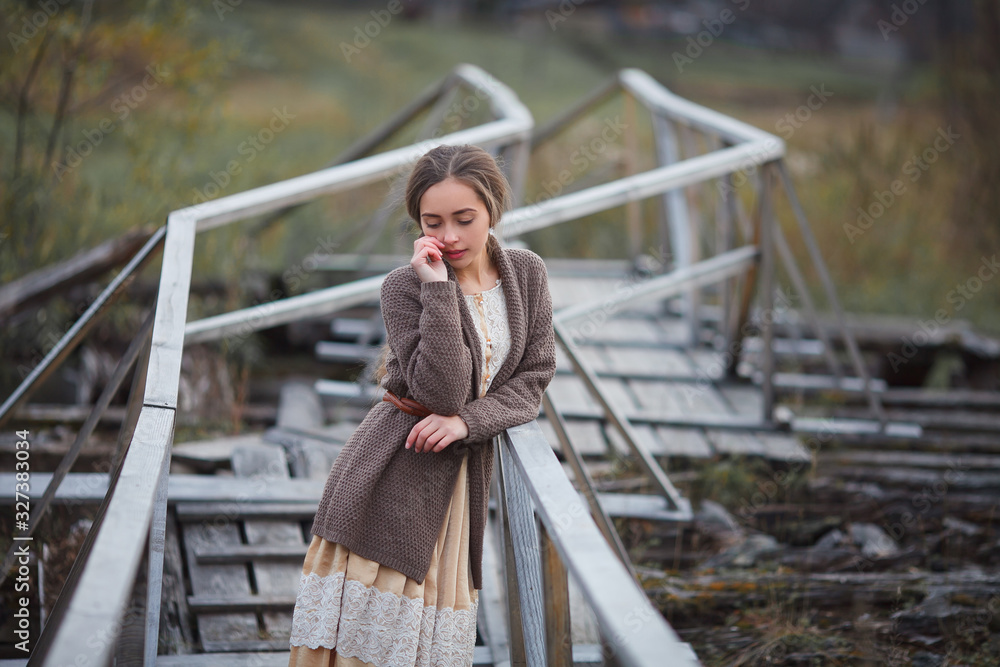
[288,450,479,667]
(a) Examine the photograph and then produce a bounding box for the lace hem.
[289,570,479,666]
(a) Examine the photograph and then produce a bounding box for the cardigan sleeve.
[457,254,557,442]
[380,269,473,417]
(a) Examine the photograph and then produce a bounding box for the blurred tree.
[937,0,1000,250]
[0,0,243,396]
[0,0,240,282]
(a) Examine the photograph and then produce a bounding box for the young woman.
[288,144,557,666]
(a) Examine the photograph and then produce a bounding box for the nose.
[443,228,460,245]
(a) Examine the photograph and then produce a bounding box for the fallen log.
[0,226,156,321]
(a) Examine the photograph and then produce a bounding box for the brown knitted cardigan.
[310,245,556,590]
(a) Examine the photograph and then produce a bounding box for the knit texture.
[311,247,556,590]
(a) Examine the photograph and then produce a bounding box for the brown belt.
[382,389,432,418]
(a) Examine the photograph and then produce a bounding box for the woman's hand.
[411,235,448,283]
[406,414,469,453]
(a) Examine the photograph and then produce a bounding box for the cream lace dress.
[289,278,510,667]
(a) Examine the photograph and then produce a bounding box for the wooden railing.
[5,62,900,666]
[18,63,535,667]
[497,421,698,666]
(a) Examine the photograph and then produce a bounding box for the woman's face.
[418,177,491,271]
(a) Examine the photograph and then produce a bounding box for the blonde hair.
[370,145,512,388]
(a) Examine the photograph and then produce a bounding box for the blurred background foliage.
[1,0,998,373]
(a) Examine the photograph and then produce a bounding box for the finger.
[426,430,447,453]
[417,237,444,251]
[420,245,442,264]
[413,239,438,258]
[406,421,427,449]
[431,435,452,453]
[414,423,434,452]
[419,421,446,452]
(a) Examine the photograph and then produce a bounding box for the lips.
[444,249,466,260]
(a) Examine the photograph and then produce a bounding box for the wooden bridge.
[0,63,939,666]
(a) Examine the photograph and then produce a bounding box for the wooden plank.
[314,340,380,362]
[553,343,575,373]
[628,379,728,415]
[817,466,1000,492]
[0,474,326,504]
[566,575,602,647]
[0,226,155,320]
[292,441,343,480]
[604,422,662,458]
[593,492,692,522]
[595,376,640,413]
[187,593,295,612]
[682,348,725,377]
[36,406,176,667]
[754,432,812,463]
[833,406,1000,432]
[555,319,689,512]
[540,523,572,667]
[276,382,324,430]
[180,507,258,646]
[547,276,623,311]
[480,512,511,667]
[168,475,324,501]
[792,417,922,439]
[8,403,129,424]
[176,501,317,521]
[537,417,608,457]
[771,372,888,394]
[331,317,375,337]
[705,428,766,456]
[194,543,309,564]
[741,336,826,357]
[553,247,758,334]
[582,317,664,345]
[577,345,611,373]
[654,426,713,458]
[158,510,196,655]
[546,374,601,414]
[231,443,302,643]
[502,422,697,665]
[313,379,381,401]
[880,388,1000,409]
[543,393,639,584]
[498,443,546,667]
[144,425,173,665]
[143,214,197,412]
[602,346,695,378]
[716,383,763,418]
[818,450,1000,470]
[655,319,698,347]
[171,433,267,468]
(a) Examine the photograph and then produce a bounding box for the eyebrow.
[421,207,478,219]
